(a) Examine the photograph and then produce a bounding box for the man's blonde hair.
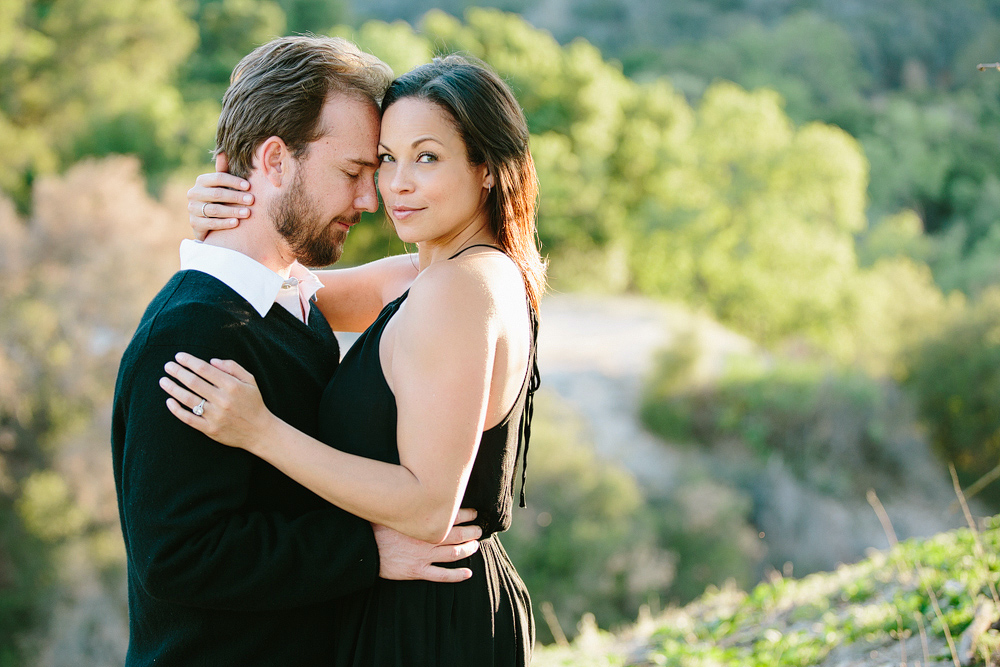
[215,36,393,179]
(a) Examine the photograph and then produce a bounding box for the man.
[111,36,479,666]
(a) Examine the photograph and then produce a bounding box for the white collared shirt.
[179,239,324,324]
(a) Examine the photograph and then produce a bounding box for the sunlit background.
[4,0,1000,664]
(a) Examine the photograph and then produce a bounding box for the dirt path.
[535,292,749,491]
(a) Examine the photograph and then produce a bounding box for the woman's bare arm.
[312,254,418,332]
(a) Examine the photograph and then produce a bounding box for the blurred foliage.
[638,337,968,578]
[0,194,57,661]
[354,0,1000,311]
[1,0,351,213]
[275,0,350,36]
[502,395,670,643]
[2,1,997,341]
[641,352,922,501]
[0,159,188,663]
[901,287,1000,505]
[649,12,872,127]
[0,0,201,208]
[333,10,956,362]
[656,478,762,604]
[0,2,981,365]
[503,395,762,643]
[620,1,1000,302]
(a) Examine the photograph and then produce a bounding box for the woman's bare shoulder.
[400,252,522,338]
[418,250,522,298]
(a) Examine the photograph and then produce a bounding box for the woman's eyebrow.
[410,136,443,148]
[378,137,444,152]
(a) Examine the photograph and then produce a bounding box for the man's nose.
[355,177,379,213]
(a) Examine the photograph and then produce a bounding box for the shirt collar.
[278,261,324,323]
[178,239,323,322]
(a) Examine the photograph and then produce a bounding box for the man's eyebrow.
[348,157,379,169]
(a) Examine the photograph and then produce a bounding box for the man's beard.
[271,174,357,268]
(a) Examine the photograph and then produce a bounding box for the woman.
[161,55,543,666]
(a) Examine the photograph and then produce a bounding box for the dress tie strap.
[516,306,540,507]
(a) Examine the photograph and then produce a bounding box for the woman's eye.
[379,153,395,163]
[417,153,438,163]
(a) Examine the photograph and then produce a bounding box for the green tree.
[0,0,201,207]
[656,12,871,128]
[180,0,287,104]
[419,9,693,289]
[331,18,434,77]
[632,82,868,347]
[334,10,946,364]
[275,0,348,35]
[0,196,52,666]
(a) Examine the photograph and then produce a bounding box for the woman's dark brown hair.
[382,55,546,312]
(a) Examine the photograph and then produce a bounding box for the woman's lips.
[389,205,422,221]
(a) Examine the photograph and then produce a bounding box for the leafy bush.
[504,393,763,644]
[503,395,673,643]
[902,287,1000,506]
[0,497,52,667]
[654,480,762,603]
[642,352,921,499]
[537,518,1000,667]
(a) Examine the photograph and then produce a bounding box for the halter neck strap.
[448,244,503,260]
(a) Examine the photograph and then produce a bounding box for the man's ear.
[257,136,292,187]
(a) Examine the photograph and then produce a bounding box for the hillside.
[533,521,1000,666]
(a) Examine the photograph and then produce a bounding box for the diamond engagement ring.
[193,399,206,416]
[201,202,209,217]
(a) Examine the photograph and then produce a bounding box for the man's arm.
[374,514,482,582]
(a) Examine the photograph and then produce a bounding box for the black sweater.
[112,270,379,666]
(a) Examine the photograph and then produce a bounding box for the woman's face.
[377,97,491,247]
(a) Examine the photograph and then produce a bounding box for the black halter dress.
[320,246,539,666]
